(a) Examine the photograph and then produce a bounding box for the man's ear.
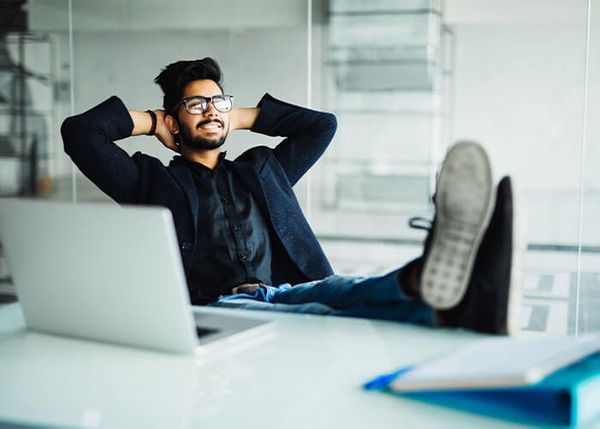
[165,114,180,135]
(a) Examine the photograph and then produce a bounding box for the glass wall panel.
[448,0,590,337]
[67,0,309,203]
[310,0,445,276]
[311,0,597,335]
[0,0,73,303]
[580,0,600,335]
[8,0,597,337]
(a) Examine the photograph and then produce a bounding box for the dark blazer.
[61,93,337,286]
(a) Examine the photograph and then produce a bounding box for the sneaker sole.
[422,142,495,309]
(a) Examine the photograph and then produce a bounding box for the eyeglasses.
[174,95,234,115]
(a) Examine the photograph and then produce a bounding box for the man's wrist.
[128,109,156,136]
[145,110,157,136]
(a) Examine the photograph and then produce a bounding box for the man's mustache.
[197,119,224,129]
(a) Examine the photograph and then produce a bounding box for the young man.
[62,57,522,335]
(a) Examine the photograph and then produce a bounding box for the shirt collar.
[173,152,227,176]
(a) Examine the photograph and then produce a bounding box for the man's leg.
[268,270,412,307]
[216,265,424,309]
[217,142,521,334]
[212,295,338,315]
[260,142,507,321]
[214,262,435,327]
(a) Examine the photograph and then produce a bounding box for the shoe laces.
[408,216,432,231]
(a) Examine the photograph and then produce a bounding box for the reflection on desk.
[3,303,589,428]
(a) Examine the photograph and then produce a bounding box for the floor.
[320,238,600,336]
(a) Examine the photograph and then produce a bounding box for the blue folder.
[365,352,600,427]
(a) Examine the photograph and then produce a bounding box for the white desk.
[0,303,585,428]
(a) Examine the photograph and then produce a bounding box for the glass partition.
[3,0,598,336]
[309,0,446,278]
[310,0,599,336]
[580,0,600,335]
[446,0,592,336]
[67,0,310,203]
[0,0,72,302]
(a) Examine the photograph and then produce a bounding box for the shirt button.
[240,253,247,261]
[221,197,230,204]
[232,225,240,232]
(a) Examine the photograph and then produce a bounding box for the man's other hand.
[229,107,260,132]
[129,108,180,153]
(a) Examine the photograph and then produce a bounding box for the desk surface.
[0,303,590,429]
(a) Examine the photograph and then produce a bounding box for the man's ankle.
[434,311,447,327]
[399,258,423,298]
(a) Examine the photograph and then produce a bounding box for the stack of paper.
[365,334,600,426]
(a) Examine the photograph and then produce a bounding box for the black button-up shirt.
[184,153,273,304]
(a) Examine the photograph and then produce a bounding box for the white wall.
[33,0,600,192]
[28,0,313,185]
[446,0,599,192]
[69,28,311,167]
[29,0,306,32]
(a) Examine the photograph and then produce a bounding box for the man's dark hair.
[154,57,224,114]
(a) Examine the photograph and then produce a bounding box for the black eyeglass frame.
[172,95,234,115]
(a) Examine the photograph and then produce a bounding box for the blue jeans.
[211,267,436,327]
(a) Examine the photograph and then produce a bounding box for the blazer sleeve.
[250,93,337,186]
[61,96,140,204]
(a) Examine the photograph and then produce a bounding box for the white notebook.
[390,334,600,392]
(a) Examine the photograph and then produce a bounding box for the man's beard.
[179,119,228,150]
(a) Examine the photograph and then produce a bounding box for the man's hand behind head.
[154,109,180,153]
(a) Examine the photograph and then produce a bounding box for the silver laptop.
[0,198,271,355]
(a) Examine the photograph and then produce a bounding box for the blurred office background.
[0,0,598,337]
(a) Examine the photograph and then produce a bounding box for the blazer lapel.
[230,161,269,212]
[231,161,318,279]
[168,164,199,236]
